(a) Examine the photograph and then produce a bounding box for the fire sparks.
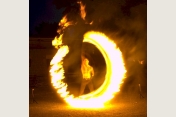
[50,31,126,108]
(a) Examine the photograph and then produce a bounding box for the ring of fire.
[50,31,126,108]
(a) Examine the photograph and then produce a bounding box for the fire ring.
[50,31,126,108]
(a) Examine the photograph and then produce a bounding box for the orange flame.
[89,21,93,25]
[59,15,74,29]
[50,31,126,108]
[78,1,86,20]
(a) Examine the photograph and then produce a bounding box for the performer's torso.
[82,65,92,79]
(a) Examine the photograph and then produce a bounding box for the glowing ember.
[50,31,126,108]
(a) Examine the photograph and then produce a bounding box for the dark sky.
[29,0,147,35]
[29,0,64,35]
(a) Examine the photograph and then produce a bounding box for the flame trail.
[50,30,126,108]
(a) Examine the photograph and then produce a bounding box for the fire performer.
[79,56,94,96]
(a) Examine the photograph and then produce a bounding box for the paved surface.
[29,85,147,117]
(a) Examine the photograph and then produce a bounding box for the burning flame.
[57,15,74,33]
[50,31,126,108]
[77,1,86,20]
[52,35,63,49]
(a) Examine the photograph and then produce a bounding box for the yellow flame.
[52,35,63,49]
[59,15,74,28]
[50,31,126,108]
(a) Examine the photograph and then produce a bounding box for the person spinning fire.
[79,56,94,96]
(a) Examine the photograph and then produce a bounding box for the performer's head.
[84,58,89,65]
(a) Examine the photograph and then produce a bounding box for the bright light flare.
[50,31,126,108]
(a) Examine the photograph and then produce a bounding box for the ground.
[29,83,147,117]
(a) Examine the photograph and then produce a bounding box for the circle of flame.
[50,31,126,108]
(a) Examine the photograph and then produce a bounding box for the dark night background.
[30,0,147,96]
